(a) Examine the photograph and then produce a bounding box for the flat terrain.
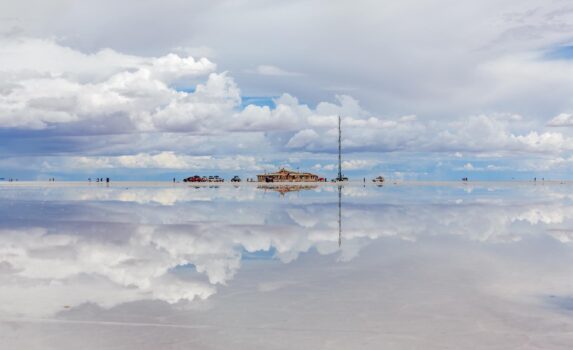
[1,183,572,349]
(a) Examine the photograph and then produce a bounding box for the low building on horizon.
[257,168,322,182]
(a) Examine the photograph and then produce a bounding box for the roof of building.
[260,168,318,176]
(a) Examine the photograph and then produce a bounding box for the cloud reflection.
[0,184,572,318]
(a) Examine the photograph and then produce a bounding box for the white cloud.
[5,0,573,121]
[0,37,220,130]
[547,113,573,127]
[286,129,320,149]
[67,152,265,171]
[2,37,573,174]
[315,160,379,171]
[250,64,303,77]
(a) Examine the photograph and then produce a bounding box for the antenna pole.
[338,115,342,181]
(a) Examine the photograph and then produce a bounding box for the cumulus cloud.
[314,160,379,171]
[2,36,573,177]
[249,65,303,77]
[0,37,221,131]
[547,113,573,127]
[282,113,573,156]
[67,152,266,171]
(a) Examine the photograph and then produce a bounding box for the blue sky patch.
[544,45,573,60]
[241,247,277,260]
[175,87,196,93]
[241,96,277,109]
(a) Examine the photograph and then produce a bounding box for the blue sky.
[2,1,573,181]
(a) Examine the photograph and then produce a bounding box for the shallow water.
[1,182,573,349]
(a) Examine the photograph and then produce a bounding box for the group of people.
[88,177,110,183]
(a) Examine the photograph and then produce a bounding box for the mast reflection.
[338,184,342,247]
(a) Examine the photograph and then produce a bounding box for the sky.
[3,0,573,180]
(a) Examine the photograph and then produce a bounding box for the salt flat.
[0,182,572,349]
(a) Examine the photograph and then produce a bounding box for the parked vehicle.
[183,175,227,183]
[183,175,202,182]
[231,175,241,182]
[372,176,385,183]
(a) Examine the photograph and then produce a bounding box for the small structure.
[257,168,321,182]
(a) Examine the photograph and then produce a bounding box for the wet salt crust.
[0,182,572,349]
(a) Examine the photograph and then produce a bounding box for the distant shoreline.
[0,180,569,188]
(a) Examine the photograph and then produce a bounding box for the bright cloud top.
[1,34,573,178]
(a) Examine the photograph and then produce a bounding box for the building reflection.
[257,184,318,196]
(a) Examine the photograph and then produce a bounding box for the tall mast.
[338,115,342,181]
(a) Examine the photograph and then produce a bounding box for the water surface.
[1,182,572,349]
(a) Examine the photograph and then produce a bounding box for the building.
[257,168,321,182]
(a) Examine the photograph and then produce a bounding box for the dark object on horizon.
[257,168,321,182]
[462,177,468,182]
[183,175,202,182]
[331,177,347,182]
[372,176,385,183]
[106,177,110,183]
[173,178,176,183]
[231,175,241,182]
[183,175,223,183]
